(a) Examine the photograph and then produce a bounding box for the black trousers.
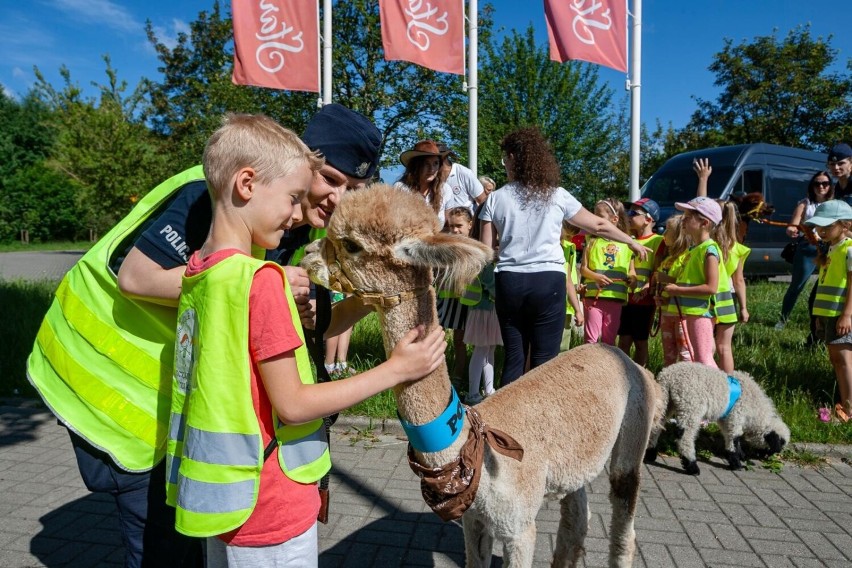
[495,270,566,387]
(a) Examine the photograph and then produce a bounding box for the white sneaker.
[774,321,786,331]
[465,393,483,405]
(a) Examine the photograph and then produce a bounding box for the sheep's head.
[301,184,493,304]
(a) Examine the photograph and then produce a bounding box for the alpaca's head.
[301,184,493,301]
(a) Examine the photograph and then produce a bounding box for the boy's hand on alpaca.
[386,325,446,384]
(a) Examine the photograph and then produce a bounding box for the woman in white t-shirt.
[479,127,648,387]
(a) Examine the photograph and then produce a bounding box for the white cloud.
[53,0,141,34]
[147,18,192,52]
[1,82,18,99]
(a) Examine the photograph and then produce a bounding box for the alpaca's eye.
[341,239,362,254]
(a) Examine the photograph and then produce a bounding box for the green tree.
[451,25,622,204]
[144,1,316,168]
[144,1,484,177]
[688,26,852,150]
[34,59,171,236]
[0,90,78,242]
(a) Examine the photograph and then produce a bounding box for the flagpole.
[322,0,332,105]
[628,0,642,201]
[468,0,478,177]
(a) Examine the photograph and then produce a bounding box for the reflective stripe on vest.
[583,238,630,302]
[712,255,735,324]
[26,165,206,472]
[167,255,330,537]
[633,233,663,288]
[814,240,852,317]
[460,278,482,306]
[667,240,718,316]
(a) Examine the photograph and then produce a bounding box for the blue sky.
[2,0,849,133]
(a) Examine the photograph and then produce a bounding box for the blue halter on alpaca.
[399,387,466,453]
[720,376,742,419]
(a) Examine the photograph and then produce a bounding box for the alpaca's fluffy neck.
[378,288,468,467]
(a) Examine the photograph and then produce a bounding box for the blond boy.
[167,114,445,566]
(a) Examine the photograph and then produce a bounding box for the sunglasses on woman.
[813,180,831,187]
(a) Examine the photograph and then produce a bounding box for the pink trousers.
[660,313,717,368]
[584,298,622,346]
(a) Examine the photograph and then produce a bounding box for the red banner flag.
[231,0,319,92]
[544,0,627,73]
[379,0,464,75]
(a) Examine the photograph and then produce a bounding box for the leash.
[752,218,818,245]
[674,297,695,361]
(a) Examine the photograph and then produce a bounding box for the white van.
[640,143,827,277]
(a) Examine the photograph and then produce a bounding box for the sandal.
[835,404,851,423]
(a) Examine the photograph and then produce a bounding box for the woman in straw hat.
[395,139,451,225]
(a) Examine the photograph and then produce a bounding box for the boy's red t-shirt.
[185,249,320,546]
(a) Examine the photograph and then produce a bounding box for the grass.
[2,273,851,446]
[0,279,57,398]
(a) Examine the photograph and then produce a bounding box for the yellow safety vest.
[632,233,664,290]
[659,251,686,311]
[583,237,631,303]
[668,239,720,316]
[26,166,206,472]
[166,254,331,537]
[561,240,578,315]
[714,242,750,324]
[814,239,852,317]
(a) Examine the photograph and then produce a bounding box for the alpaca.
[730,191,776,243]
[644,362,790,475]
[302,184,656,567]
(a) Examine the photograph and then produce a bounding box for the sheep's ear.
[395,233,493,294]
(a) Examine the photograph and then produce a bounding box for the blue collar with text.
[721,376,742,419]
[399,387,466,453]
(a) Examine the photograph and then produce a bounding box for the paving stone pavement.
[0,251,85,282]
[1,404,851,568]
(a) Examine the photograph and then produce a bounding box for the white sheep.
[644,362,790,475]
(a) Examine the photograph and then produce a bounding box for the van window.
[767,171,809,219]
[642,166,734,205]
[737,169,764,195]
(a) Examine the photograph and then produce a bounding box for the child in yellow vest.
[618,198,664,367]
[655,214,693,366]
[662,197,723,368]
[712,200,751,373]
[806,199,852,423]
[559,221,584,351]
[581,198,637,345]
[167,114,446,564]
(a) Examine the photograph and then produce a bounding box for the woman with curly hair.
[479,127,648,386]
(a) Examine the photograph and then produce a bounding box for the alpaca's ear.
[395,233,493,294]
